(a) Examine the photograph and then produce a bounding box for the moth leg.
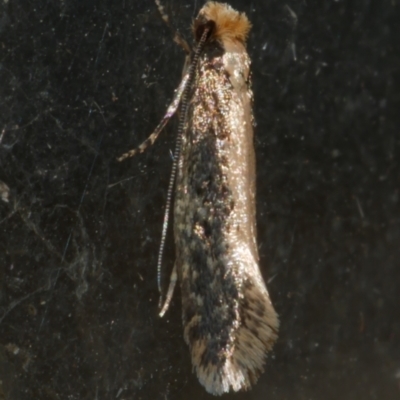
[158,263,178,317]
[154,0,191,86]
[118,2,193,162]
[117,71,190,162]
[154,0,191,55]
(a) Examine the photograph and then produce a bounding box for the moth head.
[193,2,251,44]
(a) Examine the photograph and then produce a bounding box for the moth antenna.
[158,264,177,316]
[157,25,212,311]
[117,72,190,162]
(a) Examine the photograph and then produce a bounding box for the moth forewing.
[173,2,279,396]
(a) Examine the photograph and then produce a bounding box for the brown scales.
[194,2,251,43]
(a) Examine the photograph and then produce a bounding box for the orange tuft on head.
[194,2,251,44]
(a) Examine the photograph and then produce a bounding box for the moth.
[119,1,279,395]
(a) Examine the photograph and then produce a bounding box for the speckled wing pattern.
[173,2,279,395]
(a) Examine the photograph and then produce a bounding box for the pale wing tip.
[188,286,279,395]
[191,314,279,395]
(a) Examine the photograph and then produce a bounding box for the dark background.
[0,0,399,399]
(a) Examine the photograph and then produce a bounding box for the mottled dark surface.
[0,0,398,399]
